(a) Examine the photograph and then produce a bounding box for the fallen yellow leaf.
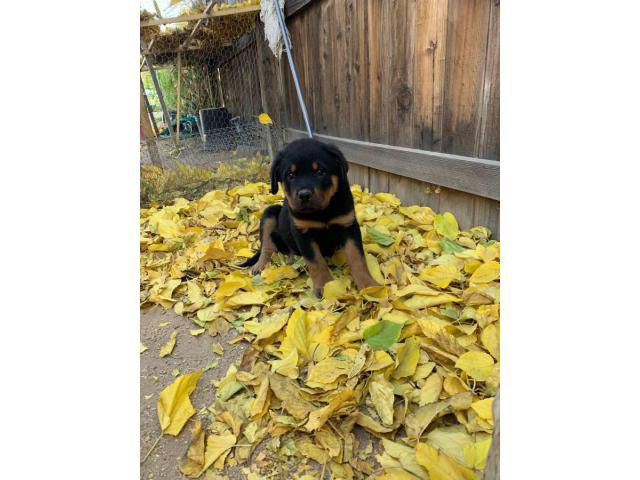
[159,331,177,357]
[455,351,495,381]
[157,371,202,436]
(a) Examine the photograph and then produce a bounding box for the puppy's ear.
[270,151,284,194]
[322,143,349,180]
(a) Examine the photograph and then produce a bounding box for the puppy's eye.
[315,168,326,177]
[286,171,295,180]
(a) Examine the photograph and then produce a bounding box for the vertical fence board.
[478,0,500,160]
[473,196,500,239]
[348,164,370,191]
[438,188,477,231]
[413,0,448,151]
[389,0,416,148]
[367,0,391,145]
[368,169,390,194]
[442,0,491,157]
[334,0,349,138]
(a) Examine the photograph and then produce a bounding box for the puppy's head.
[270,139,349,214]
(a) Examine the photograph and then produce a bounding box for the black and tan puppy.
[239,139,378,296]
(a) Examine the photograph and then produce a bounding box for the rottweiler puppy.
[239,138,379,296]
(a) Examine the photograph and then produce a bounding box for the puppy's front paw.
[313,278,330,298]
[355,278,379,291]
[249,262,265,275]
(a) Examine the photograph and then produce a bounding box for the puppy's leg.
[299,239,332,297]
[341,229,378,291]
[249,206,280,274]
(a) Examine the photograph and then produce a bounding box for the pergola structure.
[139,2,267,166]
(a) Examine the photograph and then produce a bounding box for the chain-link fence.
[140,0,283,206]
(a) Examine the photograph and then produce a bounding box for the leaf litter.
[141,182,500,479]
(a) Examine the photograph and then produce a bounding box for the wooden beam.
[285,129,500,201]
[176,51,182,144]
[285,0,314,17]
[145,55,177,147]
[216,67,225,108]
[152,0,163,18]
[179,0,216,50]
[140,5,261,27]
[140,78,159,137]
[140,86,161,167]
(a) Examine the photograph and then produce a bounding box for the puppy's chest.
[303,225,350,255]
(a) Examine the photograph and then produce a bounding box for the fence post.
[140,86,161,167]
[144,55,178,148]
[176,51,182,145]
[140,78,159,137]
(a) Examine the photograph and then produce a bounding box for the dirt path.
[140,306,248,480]
[140,306,381,480]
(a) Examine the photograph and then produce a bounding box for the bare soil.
[140,307,380,480]
[140,306,248,480]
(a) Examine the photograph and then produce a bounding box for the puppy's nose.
[297,189,312,202]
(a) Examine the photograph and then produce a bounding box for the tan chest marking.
[292,210,356,231]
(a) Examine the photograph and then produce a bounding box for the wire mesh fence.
[140,0,282,206]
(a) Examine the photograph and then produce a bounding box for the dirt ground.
[140,306,249,480]
[140,306,379,480]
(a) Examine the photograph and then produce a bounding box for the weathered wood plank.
[387,172,442,213]
[140,78,159,137]
[334,0,349,138]
[477,0,500,160]
[176,51,182,144]
[413,0,448,151]
[389,0,416,148]
[255,26,275,159]
[316,0,333,134]
[286,129,500,200]
[144,55,177,147]
[438,188,476,231]
[347,164,369,191]
[140,5,261,27]
[368,169,390,195]
[140,87,161,167]
[367,0,389,144]
[473,196,500,239]
[442,0,492,157]
[353,0,370,141]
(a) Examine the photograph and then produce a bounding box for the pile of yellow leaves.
[141,183,500,480]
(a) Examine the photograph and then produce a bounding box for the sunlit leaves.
[141,181,499,478]
[157,371,202,436]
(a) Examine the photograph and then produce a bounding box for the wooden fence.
[256,0,500,237]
